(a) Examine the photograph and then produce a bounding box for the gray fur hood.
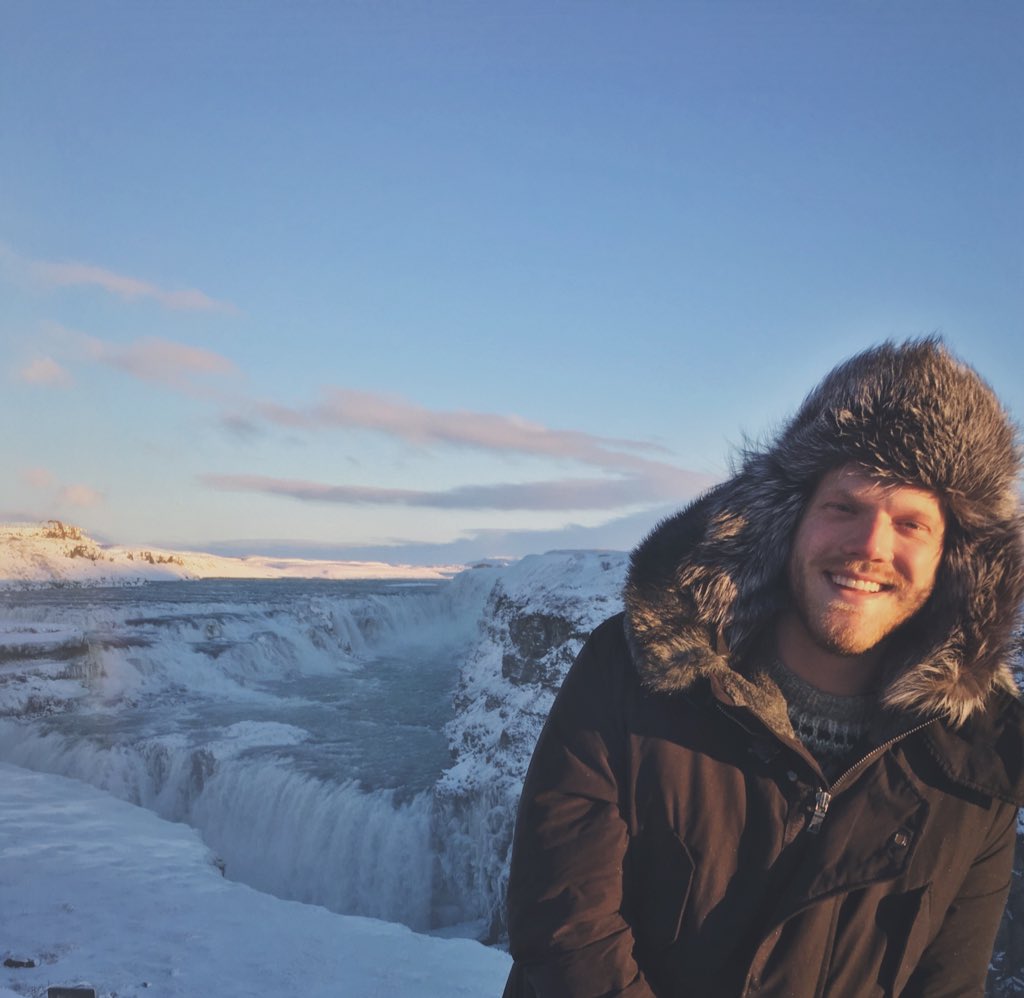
[624,338,1024,728]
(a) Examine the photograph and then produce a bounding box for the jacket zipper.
[805,720,933,835]
[807,790,832,834]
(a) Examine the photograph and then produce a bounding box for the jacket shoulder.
[586,612,631,658]
[558,613,635,691]
[545,613,645,724]
[923,686,1024,806]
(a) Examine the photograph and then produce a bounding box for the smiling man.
[504,339,1024,997]
[779,465,948,695]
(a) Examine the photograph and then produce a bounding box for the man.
[503,339,1024,997]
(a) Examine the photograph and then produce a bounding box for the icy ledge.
[0,762,511,998]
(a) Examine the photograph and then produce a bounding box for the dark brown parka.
[504,341,1024,998]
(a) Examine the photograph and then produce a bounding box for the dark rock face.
[502,606,583,686]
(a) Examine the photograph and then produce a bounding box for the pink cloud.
[32,258,238,314]
[254,387,673,476]
[0,244,237,314]
[18,356,72,386]
[20,463,104,510]
[254,399,314,429]
[57,484,103,508]
[84,335,238,392]
[316,389,668,459]
[235,387,714,510]
[21,467,56,489]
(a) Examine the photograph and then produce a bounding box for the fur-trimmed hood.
[624,338,1024,728]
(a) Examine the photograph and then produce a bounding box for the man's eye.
[824,502,854,513]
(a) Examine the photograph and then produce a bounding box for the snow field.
[0,763,511,997]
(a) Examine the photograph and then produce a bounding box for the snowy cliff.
[437,550,626,941]
[0,521,459,584]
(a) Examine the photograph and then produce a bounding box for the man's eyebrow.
[818,485,859,503]
[893,504,945,527]
[821,485,944,521]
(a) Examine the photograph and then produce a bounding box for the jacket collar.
[921,688,1024,805]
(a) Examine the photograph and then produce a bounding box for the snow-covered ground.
[0,522,462,585]
[0,762,511,998]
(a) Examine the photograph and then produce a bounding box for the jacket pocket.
[630,817,695,954]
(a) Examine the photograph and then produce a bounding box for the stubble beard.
[788,561,932,658]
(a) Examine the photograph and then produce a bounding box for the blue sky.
[2,2,1021,563]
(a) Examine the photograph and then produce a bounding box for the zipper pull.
[807,789,832,834]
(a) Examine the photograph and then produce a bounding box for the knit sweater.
[768,659,875,780]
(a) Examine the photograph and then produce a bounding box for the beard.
[787,559,934,658]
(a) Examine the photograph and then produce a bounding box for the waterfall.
[0,572,505,934]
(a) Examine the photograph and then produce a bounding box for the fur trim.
[624,338,1024,728]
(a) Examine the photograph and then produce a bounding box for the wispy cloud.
[201,468,711,512]
[18,356,72,386]
[210,384,713,514]
[21,467,56,489]
[39,327,240,396]
[249,387,681,485]
[2,243,237,314]
[57,483,103,508]
[82,335,239,393]
[39,328,676,487]
[19,464,103,510]
[21,324,709,518]
[220,414,266,440]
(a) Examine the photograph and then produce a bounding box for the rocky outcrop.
[436,551,626,941]
[501,606,578,686]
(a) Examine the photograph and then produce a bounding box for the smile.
[828,572,891,593]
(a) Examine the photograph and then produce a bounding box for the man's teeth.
[830,573,883,593]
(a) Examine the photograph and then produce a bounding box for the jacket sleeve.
[900,800,1018,997]
[505,618,657,998]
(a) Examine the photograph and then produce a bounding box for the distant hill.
[0,521,461,586]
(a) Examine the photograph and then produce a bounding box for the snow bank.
[0,522,461,585]
[0,762,511,997]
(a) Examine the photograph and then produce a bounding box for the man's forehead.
[815,463,945,511]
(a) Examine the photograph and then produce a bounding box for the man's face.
[787,464,946,658]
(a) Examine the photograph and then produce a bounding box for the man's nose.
[841,512,894,561]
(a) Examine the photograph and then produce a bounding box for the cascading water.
[0,571,502,936]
